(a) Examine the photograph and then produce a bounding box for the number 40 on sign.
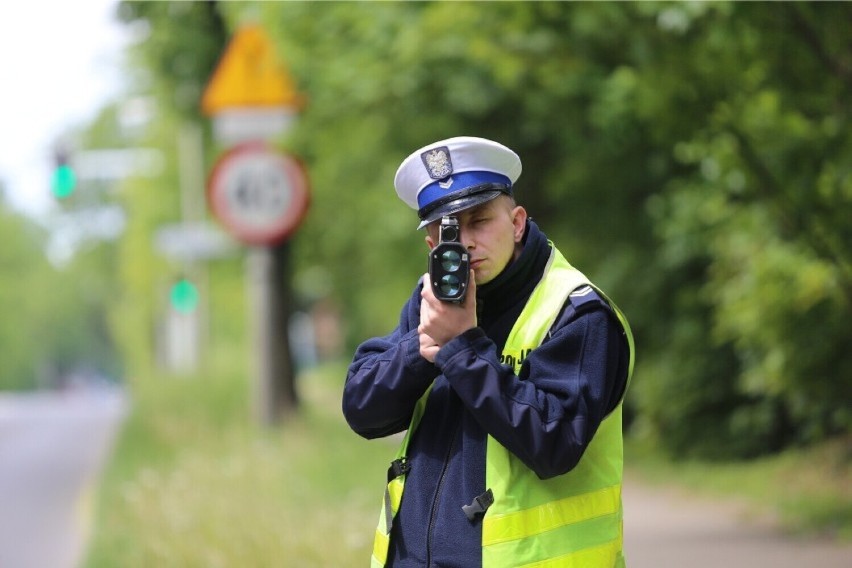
[207,142,310,246]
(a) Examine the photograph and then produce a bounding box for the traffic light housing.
[52,149,77,198]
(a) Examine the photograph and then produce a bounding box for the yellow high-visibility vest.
[372,246,635,568]
[483,247,634,567]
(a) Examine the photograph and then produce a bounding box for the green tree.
[0,206,53,389]
[269,1,851,456]
[111,1,851,457]
[0,200,121,390]
[113,1,244,380]
[636,2,852,455]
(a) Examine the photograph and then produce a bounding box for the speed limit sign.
[207,142,310,245]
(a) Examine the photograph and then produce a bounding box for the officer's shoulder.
[549,284,615,336]
[566,284,610,314]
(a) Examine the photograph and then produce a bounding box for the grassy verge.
[85,361,392,567]
[626,435,852,540]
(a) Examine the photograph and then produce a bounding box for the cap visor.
[417,190,502,229]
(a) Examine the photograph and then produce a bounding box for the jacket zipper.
[425,415,462,567]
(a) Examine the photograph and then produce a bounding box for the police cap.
[394,136,522,229]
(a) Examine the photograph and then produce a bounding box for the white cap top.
[394,136,522,228]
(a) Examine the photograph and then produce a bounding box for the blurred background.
[0,1,849,566]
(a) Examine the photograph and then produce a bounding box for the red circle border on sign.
[206,142,311,246]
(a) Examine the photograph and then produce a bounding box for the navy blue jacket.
[343,221,629,567]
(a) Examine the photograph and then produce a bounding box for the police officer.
[343,136,635,567]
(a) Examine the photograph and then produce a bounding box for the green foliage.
[117,1,227,119]
[111,1,244,382]
[637,2,852,454]
[107,1,852,459]
[0,209,54,389]
[0,202,121,389]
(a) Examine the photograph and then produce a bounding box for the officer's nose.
[461,231,475,250]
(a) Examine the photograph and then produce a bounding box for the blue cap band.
[417,171,512,210]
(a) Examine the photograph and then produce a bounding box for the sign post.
[202,24,308,425]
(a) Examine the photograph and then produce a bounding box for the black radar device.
[429,216,470,303]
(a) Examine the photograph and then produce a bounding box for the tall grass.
[85,362,392,567]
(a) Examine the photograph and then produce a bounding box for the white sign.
[211,108,298,145]
[74,148,165,181]
[207,143,310,245]
[154,221,237,262]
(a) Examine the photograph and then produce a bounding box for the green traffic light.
[52,164,77,198]
[170,279,200,313]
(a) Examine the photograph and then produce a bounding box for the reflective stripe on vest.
[483,246,633,568]
[371,246,634,568]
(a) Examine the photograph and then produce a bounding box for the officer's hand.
[418,271,477,363]
[418,330,441,364]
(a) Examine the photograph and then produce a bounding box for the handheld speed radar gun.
[428,216,469,303]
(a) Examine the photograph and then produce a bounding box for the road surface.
[0,387,127,568]
[623,477,852,567]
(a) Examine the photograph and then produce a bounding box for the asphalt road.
[0,388,127,568]
[623,477,852,567]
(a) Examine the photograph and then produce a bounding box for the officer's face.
[425,196,527,285]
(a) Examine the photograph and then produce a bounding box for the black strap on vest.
[384,458,412,534]
[462,489,494,521]
[387,457,411,482]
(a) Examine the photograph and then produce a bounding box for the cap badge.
[421,147,453,180]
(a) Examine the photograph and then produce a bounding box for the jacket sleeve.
[342,281,440,439]
[436,299,629,479]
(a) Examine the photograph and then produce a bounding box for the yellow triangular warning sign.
[201,24,305,116]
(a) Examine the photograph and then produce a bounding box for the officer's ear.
[512,206,528,243]
[424,220,440,250]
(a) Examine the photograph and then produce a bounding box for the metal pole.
[247,243,297,425]
[178,123,205,223]
[173,122,207,374]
